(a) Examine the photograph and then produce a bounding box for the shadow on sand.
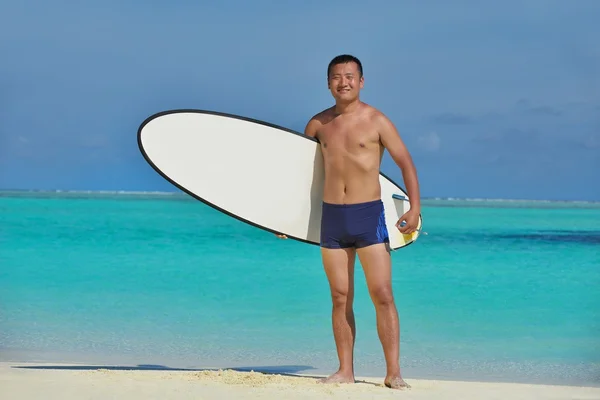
[12,363,380,387]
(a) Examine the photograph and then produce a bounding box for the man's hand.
[275,233,287,239]
[396,209,420,234]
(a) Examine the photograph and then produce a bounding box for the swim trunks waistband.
[321,199,383,208]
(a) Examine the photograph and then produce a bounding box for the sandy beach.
[1,362,598,400]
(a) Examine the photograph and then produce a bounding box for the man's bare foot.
[319,370,355,384]
[384,375,411,389]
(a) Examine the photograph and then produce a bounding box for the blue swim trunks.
[320,199,389,249]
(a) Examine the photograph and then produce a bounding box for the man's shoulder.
[361,103,391,125]
[358,102,383,117]
[309,106,335,124]
[304,107,334,137]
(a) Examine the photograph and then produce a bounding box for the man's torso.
[312,103,384,205]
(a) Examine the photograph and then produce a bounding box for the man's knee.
[330,287,351,308]
[369,284,394,307]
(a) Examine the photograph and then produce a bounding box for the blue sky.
[1,1,598,201]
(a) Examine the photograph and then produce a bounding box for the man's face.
[327,62,364,102]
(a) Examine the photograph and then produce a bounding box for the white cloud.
[418,131,441,152]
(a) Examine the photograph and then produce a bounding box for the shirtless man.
[280,54,420,389]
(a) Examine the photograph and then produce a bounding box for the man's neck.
[334,99,361,115]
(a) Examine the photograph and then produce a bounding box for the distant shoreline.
[0,188,598,206]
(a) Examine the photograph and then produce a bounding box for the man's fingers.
[397,217,420,234]
[398,223,416,234]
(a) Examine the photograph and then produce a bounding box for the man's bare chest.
[318,120,379,150]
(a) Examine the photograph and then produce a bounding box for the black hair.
[327,54,363,78]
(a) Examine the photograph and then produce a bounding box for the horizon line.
[0,188,598,204]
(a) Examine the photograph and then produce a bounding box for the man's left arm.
[376,113,421,232]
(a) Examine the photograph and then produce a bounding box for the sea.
[1,190,599,387]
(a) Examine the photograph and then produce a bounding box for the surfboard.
[137,109,422,250]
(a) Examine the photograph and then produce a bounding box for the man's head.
[327,54,364,103]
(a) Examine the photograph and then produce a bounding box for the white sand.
[1,362,599,400]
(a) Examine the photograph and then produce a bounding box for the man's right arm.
[304,115,322,138]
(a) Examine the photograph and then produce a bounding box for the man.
[280,54,420,389]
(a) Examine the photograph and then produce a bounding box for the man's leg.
[356,243,410,389]
[321,246,356,383]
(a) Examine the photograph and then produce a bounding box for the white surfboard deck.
[137,110,422,250]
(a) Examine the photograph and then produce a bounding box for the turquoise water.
[1,191,599,386]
